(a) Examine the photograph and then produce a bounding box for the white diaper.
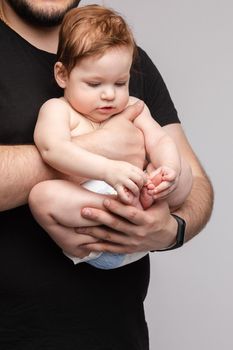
[67,251,102,265]
[82,180,117,195]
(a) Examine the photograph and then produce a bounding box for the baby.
[29,5,192,269]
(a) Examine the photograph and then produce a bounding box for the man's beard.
[5,0,81,27]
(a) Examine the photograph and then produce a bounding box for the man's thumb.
[122,100,144,121]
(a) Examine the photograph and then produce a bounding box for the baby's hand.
[146,165,180,200]
[105,160,147,203]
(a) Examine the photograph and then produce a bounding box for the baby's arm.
[131,97,192,207]
[34,98,146,203]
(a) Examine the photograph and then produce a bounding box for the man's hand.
[43,223,99,259]
[75,198,178,254]
[74,100,146,169]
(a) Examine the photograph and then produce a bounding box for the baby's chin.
[90,108,119,121]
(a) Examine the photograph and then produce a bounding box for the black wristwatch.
[156,214,186,251]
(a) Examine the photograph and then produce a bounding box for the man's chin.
[6,0,81,27]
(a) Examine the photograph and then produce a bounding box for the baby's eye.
[87,82,101,87]
[115,81,127,87]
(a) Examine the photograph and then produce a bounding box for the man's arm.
[164,123,214,241]
[0,145,56,211]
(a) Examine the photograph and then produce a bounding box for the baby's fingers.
[148,180,173,196]
[133,170,148,188]
[150,189,172,200]
[115,184,132,204]
[162,171,177,182]
[124,178,140,196]
[115,181,138,203]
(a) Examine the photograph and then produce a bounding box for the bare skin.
[75,124,214,255]
[0,102,145,211]
[1,0,214,257]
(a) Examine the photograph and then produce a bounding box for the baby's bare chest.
[70,113,94,137]
[69,109,109,137]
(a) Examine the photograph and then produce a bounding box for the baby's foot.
[140,172,163,209]
[140,186,154,209]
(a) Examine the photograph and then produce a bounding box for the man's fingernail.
[82,208,92,217]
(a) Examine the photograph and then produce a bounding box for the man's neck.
[2,2,59,53]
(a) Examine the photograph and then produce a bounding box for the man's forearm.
[0,145,56,211]
[173,172,214,242]
[73,104,145,168]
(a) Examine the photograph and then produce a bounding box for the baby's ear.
[54,62,68,88]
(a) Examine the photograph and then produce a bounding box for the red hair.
[57,4,137,73]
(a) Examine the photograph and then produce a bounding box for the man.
[0,1,213,349]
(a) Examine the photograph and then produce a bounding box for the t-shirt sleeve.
[135,47,180,126]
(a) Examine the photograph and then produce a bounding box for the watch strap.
[155,214,186,252]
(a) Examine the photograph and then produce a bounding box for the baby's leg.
[29,179,113,229]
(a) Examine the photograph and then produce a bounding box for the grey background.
[82,0,233,349]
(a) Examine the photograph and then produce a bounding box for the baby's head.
[57,4,137,74]
[55,5,137,122]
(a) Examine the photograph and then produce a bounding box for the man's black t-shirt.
[0,21,179,350]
